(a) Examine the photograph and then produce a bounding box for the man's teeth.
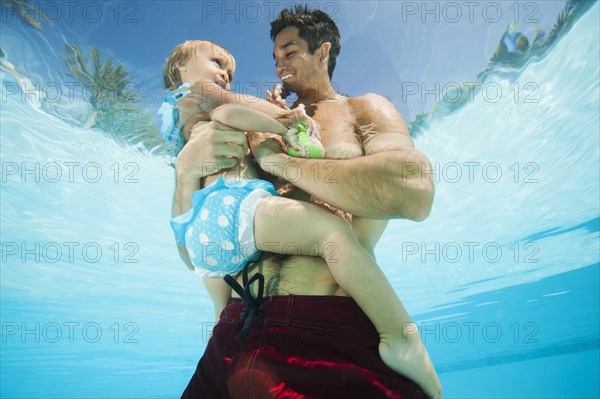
[282,74,293,80]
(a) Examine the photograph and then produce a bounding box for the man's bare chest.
[310,100,364,159]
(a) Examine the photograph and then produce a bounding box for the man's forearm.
[262,150,434,220]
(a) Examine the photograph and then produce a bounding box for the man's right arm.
[251,94,434,221]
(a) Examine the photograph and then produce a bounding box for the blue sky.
[2,0,567,121]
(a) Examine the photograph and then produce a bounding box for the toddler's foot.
[379,334,442,399]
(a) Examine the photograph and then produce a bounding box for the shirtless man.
[174,5,440,399]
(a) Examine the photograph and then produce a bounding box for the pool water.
[1,1,598,398]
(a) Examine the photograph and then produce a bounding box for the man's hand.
[248,133,285,171]
[175,121,248,185]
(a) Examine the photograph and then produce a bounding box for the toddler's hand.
[266,83,288,109]
[289,104,320,139]
[284,105,325,158]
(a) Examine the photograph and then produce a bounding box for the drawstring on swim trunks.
[223,262,264,345]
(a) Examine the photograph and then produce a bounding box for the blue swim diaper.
[171,176,278,277]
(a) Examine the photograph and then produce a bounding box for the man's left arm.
[253,94,434,221]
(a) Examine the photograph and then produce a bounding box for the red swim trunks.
[181,295,427,399]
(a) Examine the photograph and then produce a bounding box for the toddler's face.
[179,47,234,90]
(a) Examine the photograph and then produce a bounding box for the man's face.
[273,27,321,93]
[179,47,234,90]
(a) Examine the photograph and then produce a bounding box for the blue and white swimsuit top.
[158,82,192,156]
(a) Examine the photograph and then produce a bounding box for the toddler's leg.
[254,196,407,333]
[253,197,441,398]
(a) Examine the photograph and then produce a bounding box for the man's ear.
[319,42,332,63]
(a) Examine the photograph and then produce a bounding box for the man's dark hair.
[270,4,341,79]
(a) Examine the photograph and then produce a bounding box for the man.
[174,5,441,399]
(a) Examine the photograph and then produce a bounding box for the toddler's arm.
[180,79,319,133]
[210,103,319,156]
[210,104,288,135]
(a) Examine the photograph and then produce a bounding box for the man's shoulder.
[347,93,405,128]
[348,92,393,107]
[346,93,411,149]
[347,93,398,119]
